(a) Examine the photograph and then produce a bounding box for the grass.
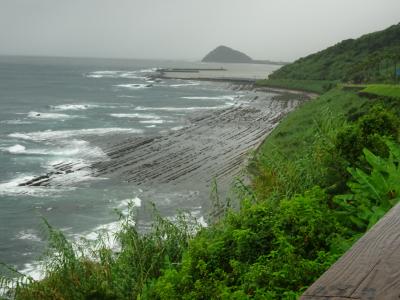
[0,210,198,300]
[257,88,368,159]
[360,84,400,100]
[255,79,337,94]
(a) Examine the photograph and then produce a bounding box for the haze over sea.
[0,55,276,278]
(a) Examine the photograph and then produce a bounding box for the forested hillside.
[270,23,400,83]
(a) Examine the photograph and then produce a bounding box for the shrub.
[335,104,399,164]
[1,207,196,300]
[143,187,346,299]
[335,141,400,230]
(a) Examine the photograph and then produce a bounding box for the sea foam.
[3,140,105,159]
[9,128,144,142]
[15,229,42,243]
[139,119,165,124]
[181,95,236,101]
[169,82,200,87]
[0,119,32,125]
[0,174,69,197]
[27,111,78,120]
[50,104,97,111]
[86,69,155,79]
[6,144,26,154]
[134,104,230,112]
[114,83,151,90]
[110,113,160,119]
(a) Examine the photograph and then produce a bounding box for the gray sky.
[0,0,399,62]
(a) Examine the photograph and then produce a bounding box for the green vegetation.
[255,79,337,94]
[360,84,400,100]
[269,23,400,83]
[1,210,197,300]
[257,89,366,159]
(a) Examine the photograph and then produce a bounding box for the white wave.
[169,82,200,88]
[114,83,151,90]
[116,197,142,209]
[110,113,160,119]
[138,67,158,73]
[15,229,42,242]
[145,125,156,128]
[134,104,229,112]
[42,154,109,186]
[0,175,69,197]
[197,216,208,227]
[16,214,129,282]
[0,158,100,196]
[77,197,142,246]
[0,259,44,296]
[139,119,165,124]
[19,260,45,281]
[5,144,26,154]
[0,119,32,125]
[89,70,121,75]
[81,221,121,243]
[171,126,184,131]
[86,70,150,79]
[9,128,143,142]
[181,95,236,101]
[50,104,97,111]
[3,140,106,160]
[85,70,122,78]
[27,111,78,120]
[86,74,104,78]
[119,72,146,79]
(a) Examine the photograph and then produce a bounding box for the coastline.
[3,69,320,290]
[19,77,315,216]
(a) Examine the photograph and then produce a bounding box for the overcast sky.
[0,0,399,62]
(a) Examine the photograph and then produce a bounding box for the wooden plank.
[301,202,400,300]
[302,297,358,300]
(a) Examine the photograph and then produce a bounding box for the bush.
[335,104,399,164]
[326,103,400,194]
[143,187,346,299]
[1,208,196,300]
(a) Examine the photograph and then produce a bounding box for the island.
[202,45,288,65]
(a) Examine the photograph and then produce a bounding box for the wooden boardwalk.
[301,202,400,300]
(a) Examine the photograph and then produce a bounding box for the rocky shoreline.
[19,81,315,212]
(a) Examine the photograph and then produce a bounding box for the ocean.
[0,56,277,278]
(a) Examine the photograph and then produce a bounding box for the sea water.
[0,56,276,278]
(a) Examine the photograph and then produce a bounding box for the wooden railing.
[301,202,400,299]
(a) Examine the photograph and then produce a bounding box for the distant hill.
[270,23,400,83]
[202,46,253,63]
[202,45,287,65]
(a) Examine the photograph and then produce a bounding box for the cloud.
[0,0,399,61]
